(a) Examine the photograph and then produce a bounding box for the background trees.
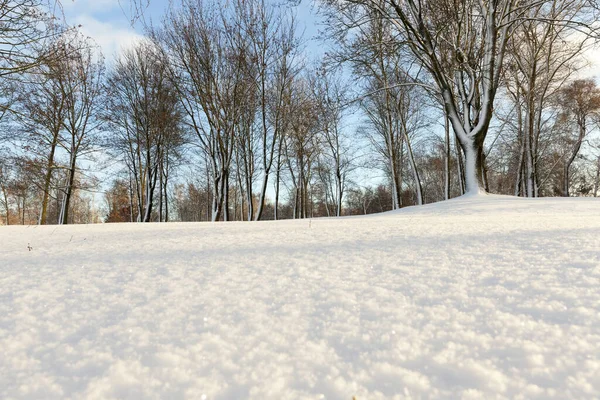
[105,40,184,222]
[1,0,600,225]
[322,0,599,194]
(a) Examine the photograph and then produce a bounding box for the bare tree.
[556,79,600,196]
[503,0,591,198]
[233,0,302,221]
[106,40,183,222]
[57,32,105,224]
[0,0,61,78]
[284,77,320,219]
[313,68,354,216]
[157,0,250,221]
[12,38,70,224]
[322,0,599,194]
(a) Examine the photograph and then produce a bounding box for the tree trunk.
[459,138,485,195]
[143,167,158,222]
[40,129,60,225]
[389,146,402,210]
[564,122,586,197]
[594,154,600,197]
[515,130,525,196]
[455,137,465,195]
[274,167,281,220]
[163,172,169,222]
[563,164,571,197]
[255,174,268,221]
[2,186,9,225]
[223,170,230,222]
[444,116,450,200]
[212,174,223,222]
[336,170,343,217]
[59,153,77,225]
[158,167,163,222]
[404,131,423,204]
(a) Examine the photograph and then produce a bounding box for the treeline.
[1,0,600,225]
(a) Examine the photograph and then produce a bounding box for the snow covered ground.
[1,194,599,400]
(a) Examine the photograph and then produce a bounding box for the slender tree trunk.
[158,167,163,222]
[389,149,401,210]
[482,151,490,193]
[128,174,135,222]
[336,170,343,217]
[525,111,535,197]
[164,173,169,222]
[40,130,60,225]
[515,131,525,196]
[143,167,158,222]
[274,141,283,220]
[563,164,571,197]
[403,131,423,204]
[2,186,9,225]
[444,116,450,200]
[254,175,269,221]
[223,170,230,222]
[212,174,222,222]
[455,137,465,195]
[274,167,281,220]
[564,122,586,197]
[59,153,77,225]
[594,154,600,197]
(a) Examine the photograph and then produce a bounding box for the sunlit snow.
[1,195,599,399]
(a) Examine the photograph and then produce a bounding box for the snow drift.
[1,195,599,399]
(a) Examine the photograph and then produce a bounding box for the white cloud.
[579,46,600,80]
[73,14,144,61]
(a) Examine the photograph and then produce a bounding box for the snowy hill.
[1,195,599,399]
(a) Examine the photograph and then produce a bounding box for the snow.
[1,194,599,399]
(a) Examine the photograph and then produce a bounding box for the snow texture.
[1,195,599,399]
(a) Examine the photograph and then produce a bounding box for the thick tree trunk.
[459,139,485,195]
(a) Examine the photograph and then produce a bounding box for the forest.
[1,0,600,224]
